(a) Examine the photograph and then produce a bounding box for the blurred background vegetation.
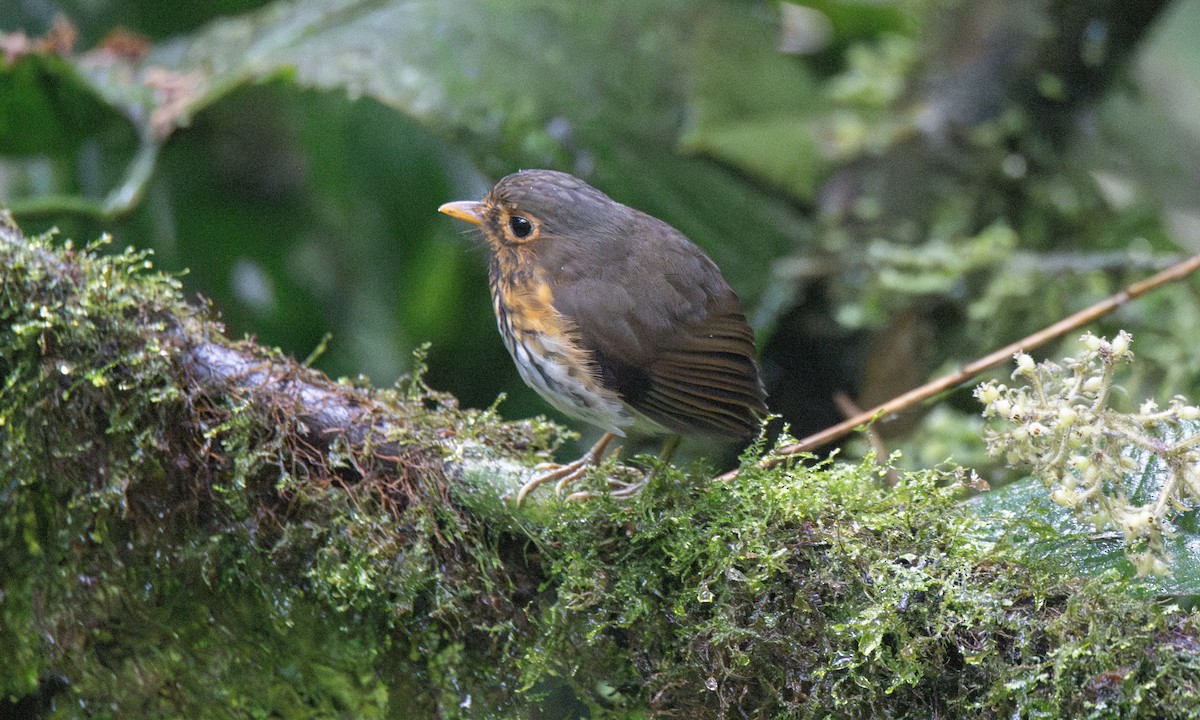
[3,0,1199,473]
[7,1,1200,717]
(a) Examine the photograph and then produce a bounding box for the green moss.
[2,217,1198,718]
[0,219,539,715]
[525,455,1200,717]
[1,225,187,704]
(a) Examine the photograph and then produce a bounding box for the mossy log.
[2,214,1199,718]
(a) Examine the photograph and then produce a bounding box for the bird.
[438,169,767,503]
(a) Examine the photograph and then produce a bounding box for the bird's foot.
[562,472,646,502]
[562,434,677,501]
[515,432,616,506]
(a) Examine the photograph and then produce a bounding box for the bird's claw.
[514,433,618,506]
[559,469,648,502]
[514,457,587,506]
[513,432,669,505]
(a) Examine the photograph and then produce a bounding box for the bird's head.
[438,170,633,269]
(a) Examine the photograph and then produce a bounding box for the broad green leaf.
[680,8,824,200]
[11,0,812,308]
[681,117,822,201]
[0,53,119,157]
[970,477,1200,596]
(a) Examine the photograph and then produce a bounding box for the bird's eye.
[508,216,534,239]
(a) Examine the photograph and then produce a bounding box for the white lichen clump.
[974,331,1200,575]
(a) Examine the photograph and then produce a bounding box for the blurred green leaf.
[20,0,803,305]
[680,10,824,199]
[0,54,118,156]
[682,115,821,200]
[798,0,912,42]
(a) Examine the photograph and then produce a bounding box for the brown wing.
[633,308,766,437]
[548,211,767,438]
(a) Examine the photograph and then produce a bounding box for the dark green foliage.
[0,53,120,157]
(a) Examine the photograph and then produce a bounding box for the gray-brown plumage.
[439,169,767,501]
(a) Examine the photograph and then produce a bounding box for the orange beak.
[437,200,485,226]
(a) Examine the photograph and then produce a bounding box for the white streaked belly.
[495,308,633,435]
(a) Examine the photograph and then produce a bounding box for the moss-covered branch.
[3,216,1199,717]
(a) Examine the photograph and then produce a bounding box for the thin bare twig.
[718,252,1200,482]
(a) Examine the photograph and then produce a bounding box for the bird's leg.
[603,434,680,499]
[515,432,617,505]
[551,432,618,496]
[657,434,681,465]
[564,434,681,502]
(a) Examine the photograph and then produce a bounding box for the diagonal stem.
[718,252,1200,482]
